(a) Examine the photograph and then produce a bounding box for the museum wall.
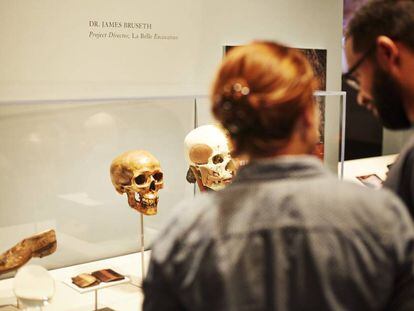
[0,0,343,275]
[0,0,343,99]
[383,129,414,155]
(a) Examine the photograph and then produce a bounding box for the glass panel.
[0,98,194,276]
[0,93,346,277]
[196,92,346,177]
[314,91,346,177]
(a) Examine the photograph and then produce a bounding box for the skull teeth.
[134,193,158,207]
[142,197,158,206]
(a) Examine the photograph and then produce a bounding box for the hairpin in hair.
[216,79,256,137]
[232,82,250,96]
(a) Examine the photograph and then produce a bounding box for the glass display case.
[0,97,194,280]
[195,92,346,177]
[0,92,345,278]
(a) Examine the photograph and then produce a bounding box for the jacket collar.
[234,155,330,183]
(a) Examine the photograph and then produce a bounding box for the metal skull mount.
[184,125,236,191]
[110,150,163,215]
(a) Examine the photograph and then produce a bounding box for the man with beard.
[344,0,414,216]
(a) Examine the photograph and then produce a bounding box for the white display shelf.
[0,251,150,311]
[339,154,398,186]
[63,274,130,294]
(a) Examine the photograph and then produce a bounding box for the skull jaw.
[198,167,234,191]
[206,179,232,191]
[126,191,158,216]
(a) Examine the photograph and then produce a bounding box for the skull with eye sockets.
[184,125,236,191]
[110,150,163,215]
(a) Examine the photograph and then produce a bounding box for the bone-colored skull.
[110,150,163,215]
[184,125,236,191]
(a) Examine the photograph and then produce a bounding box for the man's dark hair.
[347,0,414,52]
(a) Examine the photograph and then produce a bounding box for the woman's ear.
[302,104,318,129]
[301,103,320,146]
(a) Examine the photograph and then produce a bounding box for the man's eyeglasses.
[342,44,376,91]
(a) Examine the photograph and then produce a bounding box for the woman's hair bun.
[211,41,317,157]
[213,78,258,137]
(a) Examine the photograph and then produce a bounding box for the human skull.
[110,150,163,215]
[184,125,236,191]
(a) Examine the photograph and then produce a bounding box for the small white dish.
[13,265,55,309]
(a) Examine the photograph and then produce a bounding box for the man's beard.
[371,66,411,130]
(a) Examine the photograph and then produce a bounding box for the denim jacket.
[144,156,414,311]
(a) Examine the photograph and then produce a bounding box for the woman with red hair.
[144,41,414,311]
